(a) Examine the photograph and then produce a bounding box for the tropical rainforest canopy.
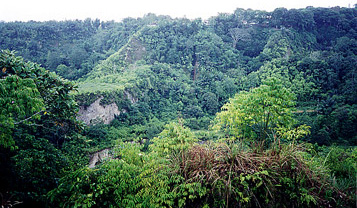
[0,6,356,208]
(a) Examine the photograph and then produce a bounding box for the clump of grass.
[170,140,346,207]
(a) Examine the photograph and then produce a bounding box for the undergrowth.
[170,140,351,207]
[48,138,355,207]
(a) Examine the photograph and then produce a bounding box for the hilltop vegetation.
[0,6,356,207]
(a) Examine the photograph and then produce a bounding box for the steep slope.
[1,8,354,143]
[75,27,149,124]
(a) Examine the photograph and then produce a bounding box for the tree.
[252,58,317,102]
[271,8,288,28]
[229,27,252,48]
[0,75,44,148]
[214,78,308,142]
[201,92,219,115]
[0,50,80,147]
[0,53,44,149]
[0,50,83,205]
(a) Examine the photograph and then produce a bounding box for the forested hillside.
[1,6,356,207]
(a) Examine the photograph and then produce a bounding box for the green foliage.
[323,146,357,180]
[263,31,291,59]
[251,58,318,103]
[61,133,90,168]
[0,19,142,79]
[0,50,80,146]
[151,121,197,157]
[48,126,352,208]
[48,142,176,207]
[263,29,316,60]
[0,75,44,149]
[214,77,299,142]
[304,144,357,207]
[13,135,67,202]
[312,104,357,145]
[0,50,85,205]
[1,7,356,207]
[47,167,100,208]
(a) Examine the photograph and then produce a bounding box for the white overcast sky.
[1,0,356,22]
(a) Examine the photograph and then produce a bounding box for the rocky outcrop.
[89,148,112,168]
[77,91,138,125]
[77,97,121,125]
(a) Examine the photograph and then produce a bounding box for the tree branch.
[14,110,44,125]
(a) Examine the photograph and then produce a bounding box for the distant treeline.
[0,7,356,80]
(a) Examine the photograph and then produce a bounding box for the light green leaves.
[214,77,301,142]
[150,121,197,157]
[0,75,44,148]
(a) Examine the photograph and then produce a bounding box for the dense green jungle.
[0,6,356,207]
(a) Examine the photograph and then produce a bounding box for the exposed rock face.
[77,97,121,125]
[89,148,112,168]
